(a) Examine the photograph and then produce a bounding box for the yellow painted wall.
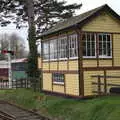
[83,60,97,67]
[43,73,52,91]
[69,60,78,70]
[43,62,49,70]
[106,70,120,93]
[38,57,41,68]
[84,71,104,96]
[53,85,64,93]
[59,61,67,70]
[99,60,112,67]
[65,74,79,96]
[113,34,120,66]
[50,62,58,70]
[82,12,120,33]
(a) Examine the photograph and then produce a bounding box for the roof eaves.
[40,4,120,38]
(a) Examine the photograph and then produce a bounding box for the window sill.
[53,82,64,86]
[43,56,112,62]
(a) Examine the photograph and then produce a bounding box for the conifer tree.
[0,0,82,91]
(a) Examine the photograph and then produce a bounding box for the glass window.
[58,36,67,59]
[69,34,78,58]
[82,33,96,57]
[50,39,57,60]
[52,73,64,84]
[98,34,112,57]
[43,41,49,60]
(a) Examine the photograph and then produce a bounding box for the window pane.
[53,73,64,83]
[98,34,112,57]
[69,34,78,58]
[43,41,49,60]
[58,37,67,59]
[83,33,96,57]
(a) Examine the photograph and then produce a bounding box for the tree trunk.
[26,0,39,92]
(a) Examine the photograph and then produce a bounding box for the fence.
[92,75,120,95]
[0,79,31,89]
[0,77,41,91]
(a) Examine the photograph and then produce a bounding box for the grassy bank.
[0,89,120,120]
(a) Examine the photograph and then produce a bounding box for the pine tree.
[0,0,82,91]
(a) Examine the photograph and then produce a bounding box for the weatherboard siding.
[41,6,120,97]
[84,71,104,96]
[113,34,120,66]
[53,84,64,93]
[65,74,79,96]
[99,60,112,67]
[82,12,120,33]
[83,60,97,67]
[43,73,52,91]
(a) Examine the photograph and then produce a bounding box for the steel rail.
[0,110,16,120]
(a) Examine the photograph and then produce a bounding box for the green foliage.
[1,89,120,120]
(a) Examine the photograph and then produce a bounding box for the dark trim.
[82,31,120,35]
[51,73,53,91]
[76,30,84,96]
[41,40,44,91]
[112,33,114,66]
[64,76,66,94]
[57,35,59,71]
[96,33,99,67]
[43,70,78,74]
[84,66,120,71]
[66,32,69,71]
[53,83,65,86]
[92,82,120,87]
[104,70,107,94]
[42,90,96,99]
[40,5,120,38]
[48,41,50,72]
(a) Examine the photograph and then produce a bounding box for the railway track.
[0,101,50,120]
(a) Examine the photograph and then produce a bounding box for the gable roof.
[40,4,120,37]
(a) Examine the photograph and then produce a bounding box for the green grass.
[0,89,120,120]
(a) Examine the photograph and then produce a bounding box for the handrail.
[91,75,120,78]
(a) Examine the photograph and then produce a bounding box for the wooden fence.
[92,75,120,95]
[0,77,41,91]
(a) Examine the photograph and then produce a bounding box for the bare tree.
[0,33,28,60]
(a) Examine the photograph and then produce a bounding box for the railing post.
[104,70,107,94]
[98,75,101,95]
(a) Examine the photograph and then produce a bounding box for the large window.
[69,34,78,58]
[43,33,112,60]
[58,36,67,59]
[43,41,49,60]
[83,33,96,57]
[50,39,57,60]
[52,73,64,84]
[98,34,112,58]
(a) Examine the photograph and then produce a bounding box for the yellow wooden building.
[39,4,120,98]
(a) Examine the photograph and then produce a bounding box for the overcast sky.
[0,0,120,50]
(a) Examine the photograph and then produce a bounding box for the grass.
[0,89,120,120]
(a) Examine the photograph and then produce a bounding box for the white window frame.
[58,36,67,60]
[98,33,112,58]
[69,34,78,59]
[43,41,49,61]
[83,33,96,58]
[50,39,58,61]
[52,73,65,84]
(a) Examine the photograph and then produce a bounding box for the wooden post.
[98,75,101,95]
[104,70,107,94]
[76,29,84,97]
